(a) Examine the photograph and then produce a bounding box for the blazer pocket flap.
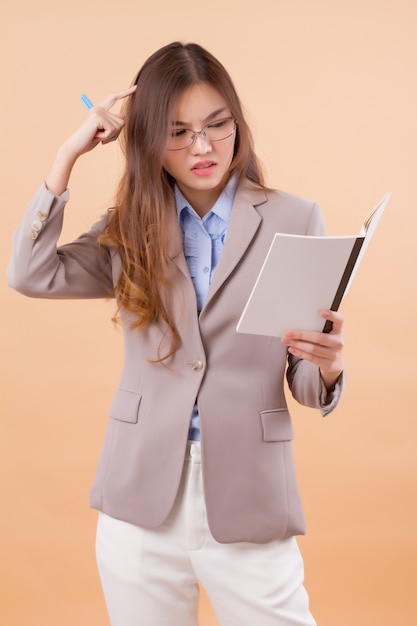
[260,409,294,442]
[109,388,142,423]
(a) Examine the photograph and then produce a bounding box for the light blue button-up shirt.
[175,177,237,441]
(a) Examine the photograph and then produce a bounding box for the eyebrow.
[171,107,228,126]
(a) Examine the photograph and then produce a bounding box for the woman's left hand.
[281,310,345,392]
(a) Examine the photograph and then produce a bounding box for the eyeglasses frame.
[166,116,238,151]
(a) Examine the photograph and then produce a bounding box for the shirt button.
[203,266,209,274]
[191,360,204,371]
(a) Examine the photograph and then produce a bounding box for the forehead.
[171,83,228,122]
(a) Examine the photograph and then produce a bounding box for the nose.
[190,131,212,154]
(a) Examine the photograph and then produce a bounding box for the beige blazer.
[7,180,344,544]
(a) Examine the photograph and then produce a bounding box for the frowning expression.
[162,82,236,217]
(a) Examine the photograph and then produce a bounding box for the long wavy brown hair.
[99,42,265,361]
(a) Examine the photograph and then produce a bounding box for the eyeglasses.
[166,116,237,151]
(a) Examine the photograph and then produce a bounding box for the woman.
[8,42,345,626]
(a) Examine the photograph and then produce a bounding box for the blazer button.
[32,219,43,232]
[191,359,203,371]
[36,210,47,222]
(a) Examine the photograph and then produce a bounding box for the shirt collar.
[175,174,238,224]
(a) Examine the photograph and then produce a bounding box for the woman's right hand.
[64,86,137,158]
[45,86,137,196]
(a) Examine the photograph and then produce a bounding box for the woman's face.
[162,82,236,217]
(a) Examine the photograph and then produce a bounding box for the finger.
[96,85,137,112]
[320,309,344,334]
[287,340,344,372]
[101,132,119,145]
[281,329,343,358]
[287,338,333,359]
[88,109,125,144]
[281,311,344,347]
[282,329,328,347]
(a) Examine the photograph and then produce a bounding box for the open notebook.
[236,192,391,337]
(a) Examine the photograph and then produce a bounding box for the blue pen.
[80,94,94,110]
[80,93,117,141]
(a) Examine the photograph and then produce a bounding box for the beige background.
[1,0,416,624]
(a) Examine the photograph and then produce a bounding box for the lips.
[192,160,216,170]
[191,161,217,176]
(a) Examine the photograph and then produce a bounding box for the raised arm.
[46,87,137,195]
[7,87,136,299]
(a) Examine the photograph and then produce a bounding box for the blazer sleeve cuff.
[42,180,70,201]
[319,370,346,416]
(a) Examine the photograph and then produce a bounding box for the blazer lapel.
[166,197,190,279]
[202,182,267,312]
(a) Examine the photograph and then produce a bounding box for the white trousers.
[96,442,317,626]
